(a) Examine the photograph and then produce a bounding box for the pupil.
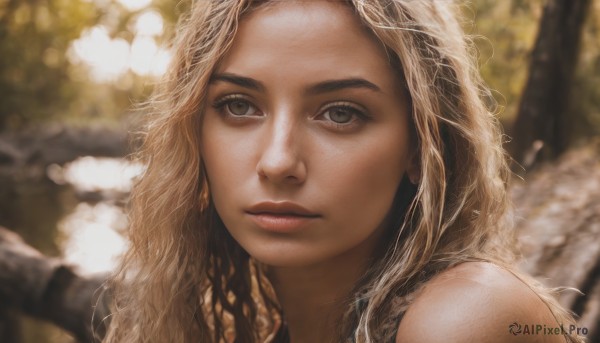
[331,108,352,123]
[229,101,249,116]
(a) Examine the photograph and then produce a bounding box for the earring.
[198,174,211,212]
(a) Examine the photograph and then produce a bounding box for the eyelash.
[317,101,369,129]
[211,94,370,129]
[212,94,261,118]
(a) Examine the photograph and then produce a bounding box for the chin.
[243,243,328,268]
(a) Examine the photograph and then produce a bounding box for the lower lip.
[247,213,318,233]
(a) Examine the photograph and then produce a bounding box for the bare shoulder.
[396,261,566,343]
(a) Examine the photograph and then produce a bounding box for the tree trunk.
[0,125,130,168]
[512,138,600,342]
[0,226,108,342]
[510,0,591,172]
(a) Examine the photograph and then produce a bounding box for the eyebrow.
[306,78,381,94]
[209,72,381,94]
[210,73,265,91]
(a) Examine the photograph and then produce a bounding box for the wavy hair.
[102,1,584,342]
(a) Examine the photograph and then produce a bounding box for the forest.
[0,0,599,342]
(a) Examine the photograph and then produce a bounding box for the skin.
[201,1,415,341]
[201,1,565,343]
[397,262,568,343]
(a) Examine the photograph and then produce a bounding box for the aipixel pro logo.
[508,322,523,335]
[508,322,588,336]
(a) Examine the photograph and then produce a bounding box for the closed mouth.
[245,201,320,218]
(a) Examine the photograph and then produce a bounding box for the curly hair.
[101,1,584,342]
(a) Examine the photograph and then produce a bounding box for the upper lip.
[246,201,320,217]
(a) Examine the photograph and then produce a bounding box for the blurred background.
[0,0,599,342]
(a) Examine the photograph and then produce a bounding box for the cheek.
[201,116,254,188]
[201,119,238,206]
[319,132,409,223]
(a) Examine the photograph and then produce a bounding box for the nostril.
[256,122,307,184]
[256,152,306,184]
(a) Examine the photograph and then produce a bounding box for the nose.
[256,115,306,185]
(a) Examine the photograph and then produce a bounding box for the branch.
[0,226,109,342]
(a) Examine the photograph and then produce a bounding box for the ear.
[406,151,420,185]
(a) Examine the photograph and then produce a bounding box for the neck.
[268,235,382,343]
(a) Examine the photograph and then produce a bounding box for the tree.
[509,0,592,171]
[0,0,100,131]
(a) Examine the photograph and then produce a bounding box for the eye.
[227,100,256,116]
[323,107,356,124]
[213,95,260,117]
[319,102,368,126]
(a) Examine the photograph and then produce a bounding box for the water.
[0,155,141,342]
[47,156,143,275]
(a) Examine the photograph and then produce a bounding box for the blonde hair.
[102,1,584,342]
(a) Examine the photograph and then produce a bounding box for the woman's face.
[201,1,416,267]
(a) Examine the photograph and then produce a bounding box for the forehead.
[215,1,401,92]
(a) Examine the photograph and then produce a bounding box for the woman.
[102,1,585,342]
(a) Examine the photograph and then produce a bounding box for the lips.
[245,201,320,233]
[246,201,320,217]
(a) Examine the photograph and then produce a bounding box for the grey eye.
[227,100,254,116]
[326,107,355,124]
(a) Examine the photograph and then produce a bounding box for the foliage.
[570,2,600,142]
[0,0,598,137]
[468,0,600,140]
[0,0,169,131]
[0,0,99,130]
[465,0,544,124]
[152,0,190,41]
